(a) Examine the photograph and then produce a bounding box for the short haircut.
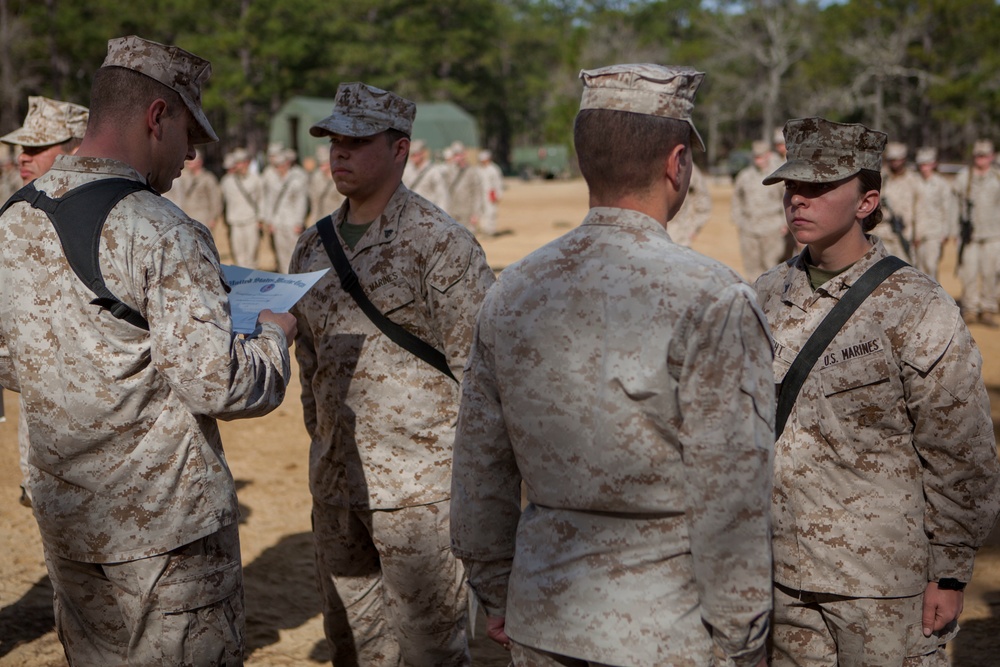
[88,66,185,132]
[857,169,883,232]
[384,128,409,167]
[60,137,83,154]
[574,109,690,201]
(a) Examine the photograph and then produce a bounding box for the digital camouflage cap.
[578,63,706,151]
[915,147,938,165]
[884,141,907,161]
[101,35,218,144]
[1,96,89,148]
[310,82,415,139]
[763,117,887,185]
[973,139,994,156]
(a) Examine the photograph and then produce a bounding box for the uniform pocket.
[368,277,415,316]
[157,560,245,666]
[905,619,958,659]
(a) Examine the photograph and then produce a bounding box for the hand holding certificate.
[222,265,329,335]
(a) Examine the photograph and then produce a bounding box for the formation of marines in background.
[1,33,999,667]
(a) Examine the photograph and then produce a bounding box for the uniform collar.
[780,235,889,310]
[334,181,407,255]
[582,206,671,239]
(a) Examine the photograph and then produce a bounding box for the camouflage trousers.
[772,583,955,666]
[228,222,260,270]
[44,521,245,666]
[912,238,945,282]
[957,238,1000,315]
[270,223,300,274]
[312,499,470,667]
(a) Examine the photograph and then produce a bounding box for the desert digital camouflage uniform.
[952,140,1000,322]
[262,149,309,272]
[447,150,487,232]
[668,162,710,246]
[1,95,90,504]
[477,149,504,236]
[757,117,1000,666]
[911,147,956,280]
[877,142,920,261]
[0,37,293,666]
[732,140,786,279]
[174,155,222,228]
[453,209,776,667]
[221,148,263,268]
[756,240,1000,664]
[307,148,344,225]
[403,150,451,211]
[291,82,495,666]
[452,64,774,667]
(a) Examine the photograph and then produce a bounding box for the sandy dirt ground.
[2,177,1000,666]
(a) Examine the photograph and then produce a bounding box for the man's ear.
[665,143,688,191]
[395,136,411,163]
[146,99,169,140]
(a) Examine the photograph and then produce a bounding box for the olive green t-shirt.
[339,220,374,250]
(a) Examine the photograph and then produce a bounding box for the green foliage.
[3,0,1000,166]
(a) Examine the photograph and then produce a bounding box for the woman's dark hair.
[857,169,883,232]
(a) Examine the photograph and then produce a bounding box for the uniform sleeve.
[143,221,290,420]
[0,330,17,391]
[424,229,496,382]
[289,238,319,437]
[450,286,520,617]
[678,282,775,666]
[899,292,1000,583]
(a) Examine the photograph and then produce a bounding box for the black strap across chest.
[315,215,457,382]
[774,255,908,439]
[1,178,158,330]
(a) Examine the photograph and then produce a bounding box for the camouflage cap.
[409,138,427,154]
[773,127,786,146]
[973,139,994,156]
[1,96,89,148]
[315,144,330,164]
[310,82,415,138]
[915,147,937,165]
[223,147,250,170]
[101,35,218,144]
[751,140,770,158]
[885,141,907,161]
[763,117,887,185]
[578,63,706,151]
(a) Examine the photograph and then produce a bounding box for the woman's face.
[782,176,875,252]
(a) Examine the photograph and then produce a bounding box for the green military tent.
[269,96,480,162]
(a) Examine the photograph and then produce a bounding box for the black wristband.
[937,577,967,591]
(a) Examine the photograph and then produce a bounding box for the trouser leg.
[45,522,245,667]
[370,501,470,667]
[312,500,400,667]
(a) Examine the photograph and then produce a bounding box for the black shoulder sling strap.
[1,178,158,330]
[774,255,908,438]
[315,215,457,382]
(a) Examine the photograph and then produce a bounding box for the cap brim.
[183,98,218,144]
[0,127,71,148]
[762,159,859,185]
[310,114,389,139]
[688,120,705,152]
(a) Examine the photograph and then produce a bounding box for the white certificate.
[222,264,329,335]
